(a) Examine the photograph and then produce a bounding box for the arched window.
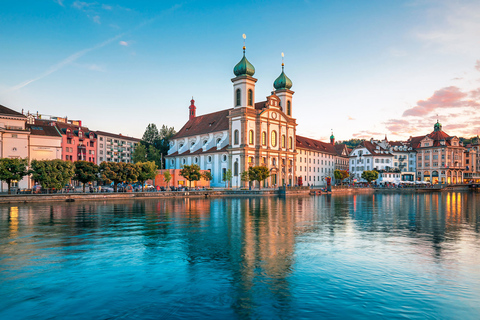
[289,137,293,149]
[262,132,267,146]
[249,130,254,144]
[236,89,241,106]
[281,135,286,148]
[234,130,239,145]
[287,101,291,116]
[234,161,239,176]
[248,89,253,106]
[271,131,277,147]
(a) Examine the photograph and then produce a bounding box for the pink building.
[36,118,97,163]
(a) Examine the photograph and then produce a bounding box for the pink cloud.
[476,60,480,72]
[403,86,480,117]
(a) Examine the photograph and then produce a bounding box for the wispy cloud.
[347,116,355,120]
[119,41,128,46]
[402,86,480,117]
[102,4,113,10]
[1,4,183,94]
[92,15,101,24]
[54,0,65,7]
[476,60,480,72]
[2,32,125,94]
[415,2,480,56]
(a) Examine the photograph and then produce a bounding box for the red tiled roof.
[296,135,337,155]
[174,109,232,139]
[410,130,454,148]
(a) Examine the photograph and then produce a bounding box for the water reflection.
[0,193,479,319]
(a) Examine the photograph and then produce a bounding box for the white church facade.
[166,44,348,188]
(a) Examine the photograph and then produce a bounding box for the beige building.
[0,105,63,191]
[95,131,140,164]
[409,121,465,184]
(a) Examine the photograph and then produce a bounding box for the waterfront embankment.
[0,185,472,204]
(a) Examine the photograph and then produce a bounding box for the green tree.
[240,171,250,188]
[361,170,379,184]
[132,144,147,163]
[334,169,350,183]
[0,158,29,194]
[136,161,158,191]
[180,164,201,188]
[163,170,172,188]
[142,123,160,145]
[337,138,365,149]
[99,162,139,191]
[202,170,213,183]
[223,169,232,188]
[248,166,270,189]
[30,159,74,192]
[73,161,99,192]
[147,145,162,168]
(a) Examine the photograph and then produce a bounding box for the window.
[223,154,227,162]
[287,101,291,116]
[208,156,212,163]
[234,130,239,145]
[289,137,293,149]
[282,135,286,148]
[249,130,254,144]
[262,132,267,146]
[236,89,241,106]
[234,161,239,176]
[100,137,103,141]
[248,89,253,106]
[271,131,277,147]
[67,138,72,144]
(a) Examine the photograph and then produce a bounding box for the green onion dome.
[233,47,255,77]
[273,64,293,90]
[434,120,442,132]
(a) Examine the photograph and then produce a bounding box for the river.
[1,192,479,319]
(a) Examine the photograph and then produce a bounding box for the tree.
[132,144,147,163]
[361,170,379,184]
[179,164,201,188]
[240,171,250,188]
[223,169,232,188]
[202,170,213,184]
[73,161,99,192]
[147,145,162,168]
[337,138,365,149]
[30,159,74,192]
[247,166,270,189]
[136,161,158,191]
[142,123,160,145]
[334,169,350,183]
[99,162,139,191]
[163,170,172,188]
[0,158,29,194]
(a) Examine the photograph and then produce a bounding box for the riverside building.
[95,131,140,164]
[166,43,349,188]
[409,121,465,184]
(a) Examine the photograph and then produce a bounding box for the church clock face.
[271,112,277,119]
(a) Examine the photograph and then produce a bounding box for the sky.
[1,0,480,142]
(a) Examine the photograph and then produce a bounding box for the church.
[166,43,348,188]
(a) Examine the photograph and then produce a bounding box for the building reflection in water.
[0,192,479,318]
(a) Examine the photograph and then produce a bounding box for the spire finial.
[281,52,285,70]
[242,34,246,53]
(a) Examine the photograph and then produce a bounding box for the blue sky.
[1,0,480,141]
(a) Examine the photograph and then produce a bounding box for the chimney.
[189,97,196,121]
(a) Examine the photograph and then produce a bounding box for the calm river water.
[1,192,480,319]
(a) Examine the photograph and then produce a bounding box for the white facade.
[96,131,140,164]
[296,148,337,186]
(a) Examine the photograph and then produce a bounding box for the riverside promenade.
[0,184,472,204]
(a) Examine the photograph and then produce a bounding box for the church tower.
[274,53,294,117]
[189,97,196,121]
[231,35,257,109]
